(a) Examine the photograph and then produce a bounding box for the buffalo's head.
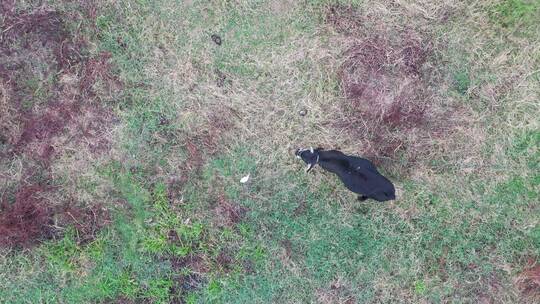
[295,147,321,173]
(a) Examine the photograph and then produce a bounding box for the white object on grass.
[240,174,250,183]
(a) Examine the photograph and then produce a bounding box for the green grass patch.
[489,0,540,28]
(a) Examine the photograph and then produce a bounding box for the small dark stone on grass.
[211,34,222,45]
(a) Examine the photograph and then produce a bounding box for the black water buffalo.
[295,147,395,202]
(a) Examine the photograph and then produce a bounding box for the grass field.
[0,0,539,303]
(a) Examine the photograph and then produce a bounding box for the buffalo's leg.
[357,195,368,201]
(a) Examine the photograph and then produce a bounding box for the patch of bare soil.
[327,5,457,176]
[0,4,118,248]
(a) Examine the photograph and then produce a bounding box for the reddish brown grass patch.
[1,9,73,63]
[328,6,455,175]
[1,4,118,158]
[0,4,117,248]
[0,185,52,248]
[213,193,248,228]
[516,259,540,301]
[0,82,21,155]
[0,183,112,248]
[325,4,364,35]
[12,98,116,163]
[79,51,122,98]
